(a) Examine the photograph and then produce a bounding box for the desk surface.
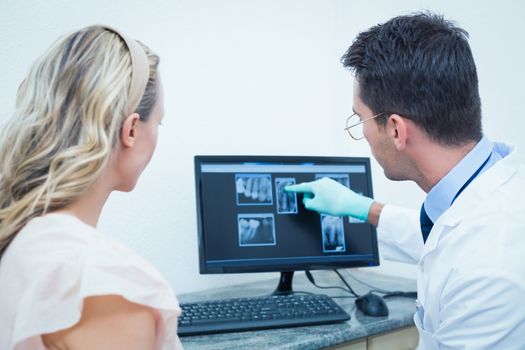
[179,270,416,350]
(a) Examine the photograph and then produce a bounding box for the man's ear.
[389,114,408,151]
[120,113,140,148]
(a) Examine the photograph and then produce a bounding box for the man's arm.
[42,295,157,350]
[285,177,373,221]
[367,201,384,226]
[286,178,423,263]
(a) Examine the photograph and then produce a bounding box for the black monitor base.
[272,271,295,295]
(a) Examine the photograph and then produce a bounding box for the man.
[286,13,525,349]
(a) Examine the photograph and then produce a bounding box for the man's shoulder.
[440,192,525,275]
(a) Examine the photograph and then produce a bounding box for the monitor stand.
[272,271,295,295]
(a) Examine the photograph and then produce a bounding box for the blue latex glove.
[285,177,373,221]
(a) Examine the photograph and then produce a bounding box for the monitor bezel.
[194,155,380,274]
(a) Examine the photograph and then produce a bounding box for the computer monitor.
[194,155,380,294]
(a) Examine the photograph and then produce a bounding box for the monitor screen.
[194,156,380,274]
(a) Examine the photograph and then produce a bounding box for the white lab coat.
[376,142,525,350]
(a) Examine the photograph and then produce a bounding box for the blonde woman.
[0,26,182,350]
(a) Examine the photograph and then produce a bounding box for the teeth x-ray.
[275,177,298,214]
[321,215,346,253]
[315,173,350,188]
[349,216,365,224]
[315,173,362,224]
[238,213,276,247]
[235,174,273,205]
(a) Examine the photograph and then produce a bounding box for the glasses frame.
[344,112,390,140]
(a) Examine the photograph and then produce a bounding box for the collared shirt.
[376,140,525,348]
[423,135,502,223]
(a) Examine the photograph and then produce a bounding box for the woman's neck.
[55,178,112,228]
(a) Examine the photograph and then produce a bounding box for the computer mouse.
[355,292,389,317]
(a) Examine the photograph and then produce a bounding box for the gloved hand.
[285,177,373,221]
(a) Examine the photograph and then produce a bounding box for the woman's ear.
[120,113,140,148]
[389,114,408,151]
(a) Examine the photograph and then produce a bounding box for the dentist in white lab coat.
[287,12,525,350]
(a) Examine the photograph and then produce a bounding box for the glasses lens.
[350,122,364,140]
[345,114,356,129]
[346,115,364,140]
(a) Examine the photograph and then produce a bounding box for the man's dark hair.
[341,12,482,146]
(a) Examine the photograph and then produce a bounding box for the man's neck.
[412,139,478,193]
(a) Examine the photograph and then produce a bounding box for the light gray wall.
[1,0,524,294]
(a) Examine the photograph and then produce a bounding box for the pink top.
[0,213,182,350]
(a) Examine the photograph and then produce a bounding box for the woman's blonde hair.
[0,26,160,256]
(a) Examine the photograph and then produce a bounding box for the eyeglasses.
[344,112,390,140]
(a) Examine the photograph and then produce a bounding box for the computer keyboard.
[177,293,350,336]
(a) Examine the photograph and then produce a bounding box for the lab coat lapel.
[417,142,518,264]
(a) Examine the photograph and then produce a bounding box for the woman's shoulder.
[7,213,143,260]
[0,213,181,350]
[4,212,173,287]
[7,213,97,253]
[0,213,96,277]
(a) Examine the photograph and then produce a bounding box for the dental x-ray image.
[235,174,273,205]
[348,216,365,223]
[238,213,276,246]
[315,173,350,188]
[315,174,361,224]
[275,177,298,214]
[321,215,346,253]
